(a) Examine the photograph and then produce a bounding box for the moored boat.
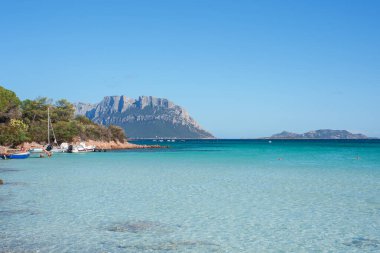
[29,148,44,153]
[67,142,96,153]
[2,152,30,159]
[50,143,69,153]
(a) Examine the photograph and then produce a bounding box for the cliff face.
[270,129,368,139]
[74,96,214,139]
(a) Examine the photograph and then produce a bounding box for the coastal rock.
[74,96,214,139]
[80,140,165,150]
[0,179,3,185]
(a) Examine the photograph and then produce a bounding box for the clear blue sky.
[1,0,379,138]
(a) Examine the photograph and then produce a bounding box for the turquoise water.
[1,140,380,252]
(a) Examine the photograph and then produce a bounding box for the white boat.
[68,142,95,153]
[29,148,44,153]
[28,147,46,158]
[51,143,69,153]
[79,142,96,152]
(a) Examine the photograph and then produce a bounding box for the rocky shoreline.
[82,140,166,150]
[15,140,166,151]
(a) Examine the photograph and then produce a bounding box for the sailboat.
[46,107,68,153]
[29,107,67,155]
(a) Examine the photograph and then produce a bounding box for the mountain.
[74,96,214,139]
[269,129,369,139]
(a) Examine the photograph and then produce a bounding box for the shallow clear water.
[1,140,380,252]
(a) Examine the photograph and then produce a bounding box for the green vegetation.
[0,86,126,146]
[0,86,21,123]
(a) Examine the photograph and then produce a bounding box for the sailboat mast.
[48,107,50,144]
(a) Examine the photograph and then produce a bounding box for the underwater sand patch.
[4,182,29,187]
[343,237,380,249]
[106,220,175,234]
[0,209,39,216]
[117,240,221,251]
[0,168,21,173]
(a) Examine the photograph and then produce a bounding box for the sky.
[0,0,379,138]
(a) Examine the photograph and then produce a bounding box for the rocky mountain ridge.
[74,96,214,139]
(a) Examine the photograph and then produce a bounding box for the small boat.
[29,147,46,158]
[51,143,69,153]
[29,148,44,153]
[77,142,95,152]
[50,147,66,153]
[67,143,95,153]
[29,148,44,155]
[2,152,30,159]
[81,142,96,152]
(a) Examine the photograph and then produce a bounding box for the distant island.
[267,129,372,139]
[75,96,214,139]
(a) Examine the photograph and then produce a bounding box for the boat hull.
[4,152,30,159]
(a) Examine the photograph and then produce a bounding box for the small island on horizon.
[264,129,376,140]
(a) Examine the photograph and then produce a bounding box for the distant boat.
[2,152,30,159]
[29,148,44,153]
[79,142,96,152]
[29,147,46,158]
[67,142,95,153]
[50,143,68,153]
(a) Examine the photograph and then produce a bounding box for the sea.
[1,139,379,252]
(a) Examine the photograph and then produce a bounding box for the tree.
[21,97,49,124]
[51,99,75,122]
[0,119,29,146]
[53,121,79,142]
[75,115,93,125]
[108,125,126,142]
[0,86,21,123]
